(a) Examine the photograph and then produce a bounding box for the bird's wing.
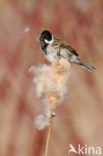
[53,38,79,56]
[60,41,79,56]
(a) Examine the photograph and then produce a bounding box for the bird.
[39,30,95,71]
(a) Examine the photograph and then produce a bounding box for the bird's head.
[39,30,54,44]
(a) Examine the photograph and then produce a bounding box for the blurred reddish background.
[0,0,103,156]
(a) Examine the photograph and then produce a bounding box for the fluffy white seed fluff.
[29,58,71,130]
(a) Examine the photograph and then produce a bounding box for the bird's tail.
[75,59,95,72]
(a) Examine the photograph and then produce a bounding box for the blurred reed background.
[0,0,103,156]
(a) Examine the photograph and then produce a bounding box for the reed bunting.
[39,30,95,71]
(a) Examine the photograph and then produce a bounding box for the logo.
[68,144,102,155]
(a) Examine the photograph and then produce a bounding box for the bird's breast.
[45,45,58,63]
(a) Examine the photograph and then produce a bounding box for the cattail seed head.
[30,58,71,130]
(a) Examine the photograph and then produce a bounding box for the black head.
[39,30,53,53]
[39,30,52,41]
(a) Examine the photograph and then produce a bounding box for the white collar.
[44,35,54,44]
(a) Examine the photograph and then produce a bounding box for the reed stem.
[44,113,54,156]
